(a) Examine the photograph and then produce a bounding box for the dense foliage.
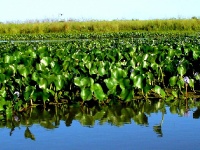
[0,32,200,114]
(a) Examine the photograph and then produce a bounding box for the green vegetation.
[0,32,200,115]
[0,18,200,34]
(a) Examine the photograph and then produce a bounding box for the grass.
[0,18,200,34]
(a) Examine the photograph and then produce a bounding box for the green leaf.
[38,78,48,89]
[54,75,65,91]
[4,55,13,64]
[111,68,127,80]
[119,79,131,89]
[17,65,30,78]
[91,83,106,101]
[98,65,106,76]
[24,86,35,101]
[104,78,118,94]
[32,72,39,82]
[169,76,178,86]
[154,85,166,98]
[80,88,92,101]
[51,62,61,74]
[40,57,51,67]
[120,88,134,101]
[188,78,194,90]
[0,87,6,98]
[133,75,144,89]
[177,66,186,77]
[177,78,185,89]
[74,77,91,88]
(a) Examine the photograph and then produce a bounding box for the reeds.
[0,19,199,34]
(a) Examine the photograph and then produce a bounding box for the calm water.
[1,99,200,150]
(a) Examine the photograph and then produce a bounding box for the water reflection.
[1,98,200,140]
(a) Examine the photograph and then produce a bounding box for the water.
[1,100,200,150]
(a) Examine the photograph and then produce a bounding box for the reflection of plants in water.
[25,127,35,140]
[153,108,165,137]
[1,98,200,139]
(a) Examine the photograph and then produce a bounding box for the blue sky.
[0,0,200,22]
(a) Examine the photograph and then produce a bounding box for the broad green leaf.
[91,83,106,101]
[51,62,61,74]
[54,75,65,91]
[27,48,37,58]
[188,78,194,90]
[169,76,178,86]
[74,77,91,87]
[133,75,144,89]
[80,88,92,101]
[38,78,48,89]
[104,77,118,94]
[98,67,106,76]
[17,65,29,78]
[168,49,175,58]
[119,79,131,89]
[0,87,6,98]
[4,55,13,64]
[111,68,127,80]
[177,65,186,77]
[142,54,149,61]
[142,61,149,68]
[146,72,154,85]
[32,72,39,82]
[40,57,51,67]
[0,98,6,111]
[177,78,185,89]
[194,73,200,80]
[120,88,134,101]
[36,63,46,71]
[5,65,16,77]
[24,86,35,101]
[89,64,97,75]
[193,50,200,60]
[154,85,166,98]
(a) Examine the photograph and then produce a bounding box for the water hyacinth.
[184,76,189,84]
[130,68,134,73]
[14,91,20,98]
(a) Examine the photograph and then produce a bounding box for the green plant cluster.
[0,33,200,113]
[0,31,197,41]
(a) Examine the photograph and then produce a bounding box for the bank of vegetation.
[0,18,200,34]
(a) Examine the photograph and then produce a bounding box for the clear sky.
[0,0,200,23]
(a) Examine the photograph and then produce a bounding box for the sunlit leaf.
[169,76,178,87]
[91,83,106,101]
[154,85,166,98]
[177,65,186,77]
[80,88,92,101]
